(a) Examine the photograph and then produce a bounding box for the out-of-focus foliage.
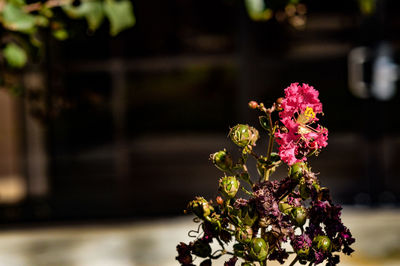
[244,0,307,29]
[0,0,135,70]
[358,0,376,15]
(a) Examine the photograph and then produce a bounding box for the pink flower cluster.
[275,83,328,165]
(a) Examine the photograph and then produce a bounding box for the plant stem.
[289,255,299,266]
[266,114,274,159]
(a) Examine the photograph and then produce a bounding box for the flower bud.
[235,225,253,244]
[276,97,284,111]
[229,124,259,147]
[216,196,224,205]
[219,176,240,198]
[297,246,310,264]
[289,162,306,181]
[291,206,307,227]
[211,150,233,172]
[187,197,214,219]
[249,238,269,261]
[248,101,259,109]
[313,235,332,252]
[297,246,310,257]
[192,240,212,258]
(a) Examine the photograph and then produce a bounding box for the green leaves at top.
[63,0,136,35]
[3,43,27,68]
[63,1,105,31]
[2,3,36,33]
[104,0,135,36]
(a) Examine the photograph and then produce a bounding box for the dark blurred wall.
[2,0,400,223]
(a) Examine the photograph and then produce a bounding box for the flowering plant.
[176,83,355,266]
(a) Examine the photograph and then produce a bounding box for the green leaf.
[3,43,28,68]
[52,29,69,41]
[35,16,49,27]
[259,116,270,131]
[63,1,105,31]
[104,0,135,36]
[3,3,37,33]
[8,0,26,6]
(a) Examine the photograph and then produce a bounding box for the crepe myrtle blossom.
[275,83,328,165]
[176,84,354,266]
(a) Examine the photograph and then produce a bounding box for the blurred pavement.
[0,207,398,265]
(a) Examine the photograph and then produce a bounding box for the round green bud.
[249,238,268,262]
[291,206,307,227]
[219,176,240,198]
[297,246,310,257]
[192,240,212,258]
[313,235,332,252]
[289,162,306,181]
[187,197,214,218]
[235,225,253,244]
[229,124,259,147]
[211,150,233,172]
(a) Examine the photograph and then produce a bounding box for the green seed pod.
[239,202,258,226]
[313,235,332,252]
[233,243,245,258]
[297,246,310,264]
[291,206,307,227]
[249,238,269,262]
[219,176,240,198]
[235,225,253,244]
[297,246,310,257]
[289,162,306,181]
[278,196,292,215]
[211,150,233,172]
[229,124,259,147]
[299,178,310,200]
[192,240,212,258]
[187,197,214,219]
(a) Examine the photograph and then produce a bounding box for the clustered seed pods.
[177,84,354,266]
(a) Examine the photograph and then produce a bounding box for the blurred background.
[0,0,399,265]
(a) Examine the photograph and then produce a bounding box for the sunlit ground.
[0,207,398,266]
